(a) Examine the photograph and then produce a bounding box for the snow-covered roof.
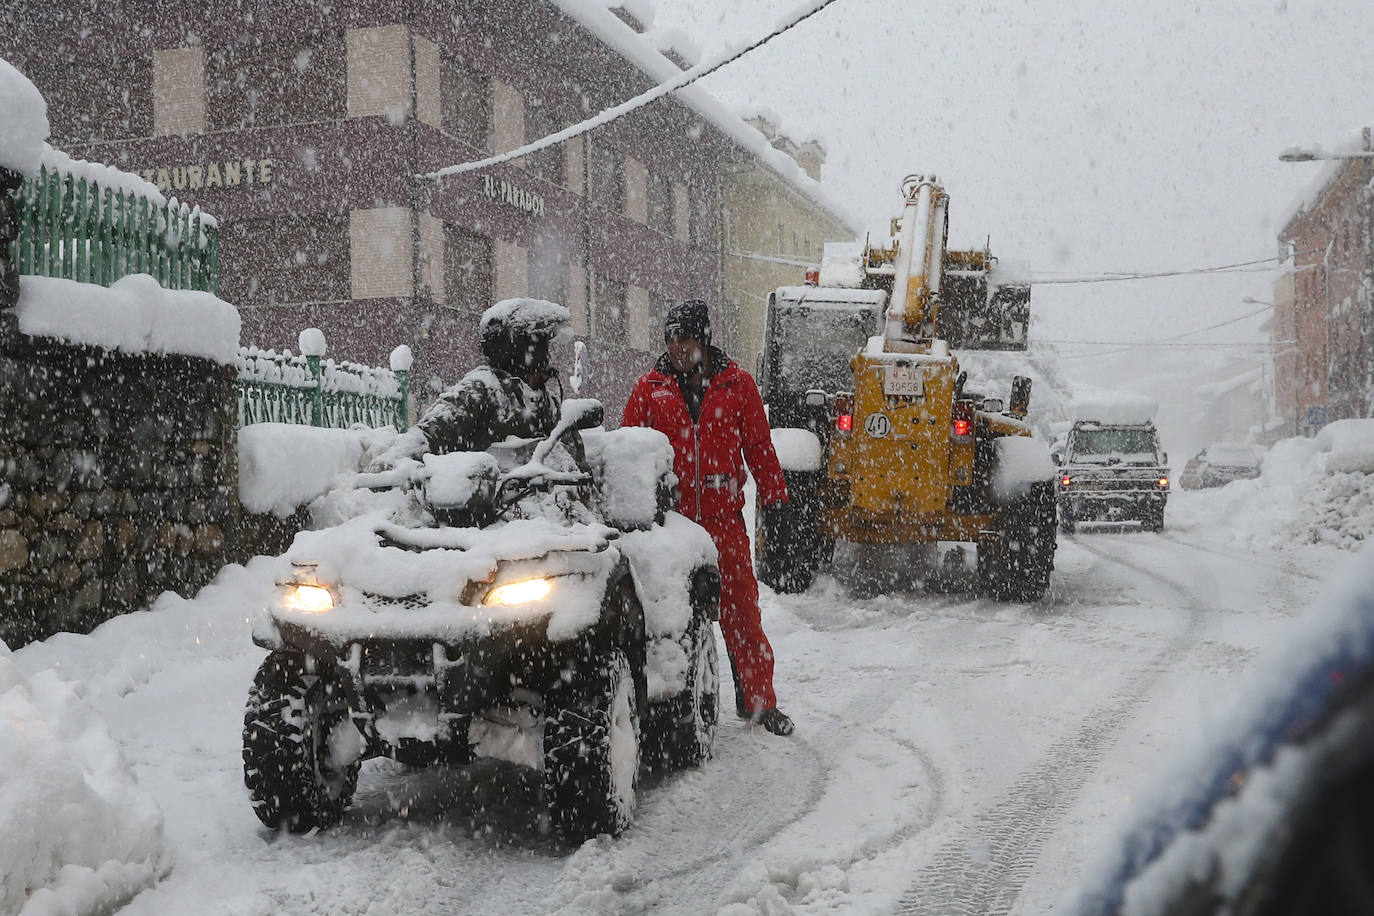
[547,0,859,232]
[1278,125,1373,230]
[1068,390,1159,425]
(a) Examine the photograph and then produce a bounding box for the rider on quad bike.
[242,299,722,844]
[375,297,585,466]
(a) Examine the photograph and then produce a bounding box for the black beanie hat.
[664,299,711,346]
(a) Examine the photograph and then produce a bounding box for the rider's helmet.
[479,298,573,380]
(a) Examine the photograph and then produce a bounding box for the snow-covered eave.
[547,0,861,234]
[1278,125,1373,234]
[1198,366,1264,399]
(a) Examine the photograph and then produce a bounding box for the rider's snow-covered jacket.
[622,348,788,521]
[376,366,583,467]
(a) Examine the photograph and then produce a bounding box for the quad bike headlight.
[282,583,336,613]
[483,577,554,606]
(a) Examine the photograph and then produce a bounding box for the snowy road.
[12,510,1343,915]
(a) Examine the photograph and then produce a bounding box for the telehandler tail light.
[804,267,820,286]
[952,400,975,442]
[834,394,854,434]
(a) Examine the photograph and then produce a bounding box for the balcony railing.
[8,163,218,293]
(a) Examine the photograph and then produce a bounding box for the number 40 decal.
[864,412,892,438]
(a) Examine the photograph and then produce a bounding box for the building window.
[34,57,153,143]
[522,99,564,185]
[589,140,625,213]
[218,214,349,306]
[441,57,490,152]
[647,170,674,235]
[529,242,569,306]
[444,226,494,311]
[594,274,628,343]
[207,32,345,130]
[650,292,674,344]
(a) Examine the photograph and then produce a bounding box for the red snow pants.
[700,511,776,711]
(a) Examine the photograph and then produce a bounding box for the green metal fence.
[236,332,411,432]
[8,164,219,293]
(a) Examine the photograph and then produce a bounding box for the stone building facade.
[1,0,854,419]
[1276,128,1374,436]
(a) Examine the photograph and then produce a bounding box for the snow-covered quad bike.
[242,399,721,843]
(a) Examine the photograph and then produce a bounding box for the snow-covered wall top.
[0,57,48,175]
[547,0,858,231]
[16,274,241,364]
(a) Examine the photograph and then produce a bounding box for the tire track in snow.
[530,719,830,913]
[896,536,1208,916]
[1158,531,1322,581]
[694,660,948,912]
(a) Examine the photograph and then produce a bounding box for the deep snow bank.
[1170,419,1374,551]
[0,641,168,915]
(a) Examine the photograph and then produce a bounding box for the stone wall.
[1,166,242,645]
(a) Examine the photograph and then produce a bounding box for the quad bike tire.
[979,479,1058,603]
[757,469,823,594]
[644,615,720,771]
[243,649,363,832]
[1059,507,1076,534]
[544,649,641,843]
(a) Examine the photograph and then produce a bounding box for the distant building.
[1275,127,1374,436]
[726,115,855,371]
[1,0,855,417]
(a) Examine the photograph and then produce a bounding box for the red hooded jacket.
[622,351,788,521]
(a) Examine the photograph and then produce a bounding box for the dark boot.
[755,707,794,736]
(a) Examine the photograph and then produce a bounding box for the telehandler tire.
[979,480,1058,602]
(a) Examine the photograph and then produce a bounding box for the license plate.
[883,365,924,397]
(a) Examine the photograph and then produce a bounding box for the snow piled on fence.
[0,57,48,175]
[16,274,240,364]
[1170,419,1374,551]
[0,640,168,915]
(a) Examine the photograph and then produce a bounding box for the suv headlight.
[484,577,554,606]
[282,583,335,613]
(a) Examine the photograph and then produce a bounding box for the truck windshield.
[1072,427,1159,458]
[772,305,877,393]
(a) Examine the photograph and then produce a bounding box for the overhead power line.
[1031,254,1286,284]
[422,0,844,180]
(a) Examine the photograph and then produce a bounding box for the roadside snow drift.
[0,641,167,915]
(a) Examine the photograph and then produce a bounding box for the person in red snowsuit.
[622,300,794,736]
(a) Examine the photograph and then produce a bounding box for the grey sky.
[654,0,1372,388]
